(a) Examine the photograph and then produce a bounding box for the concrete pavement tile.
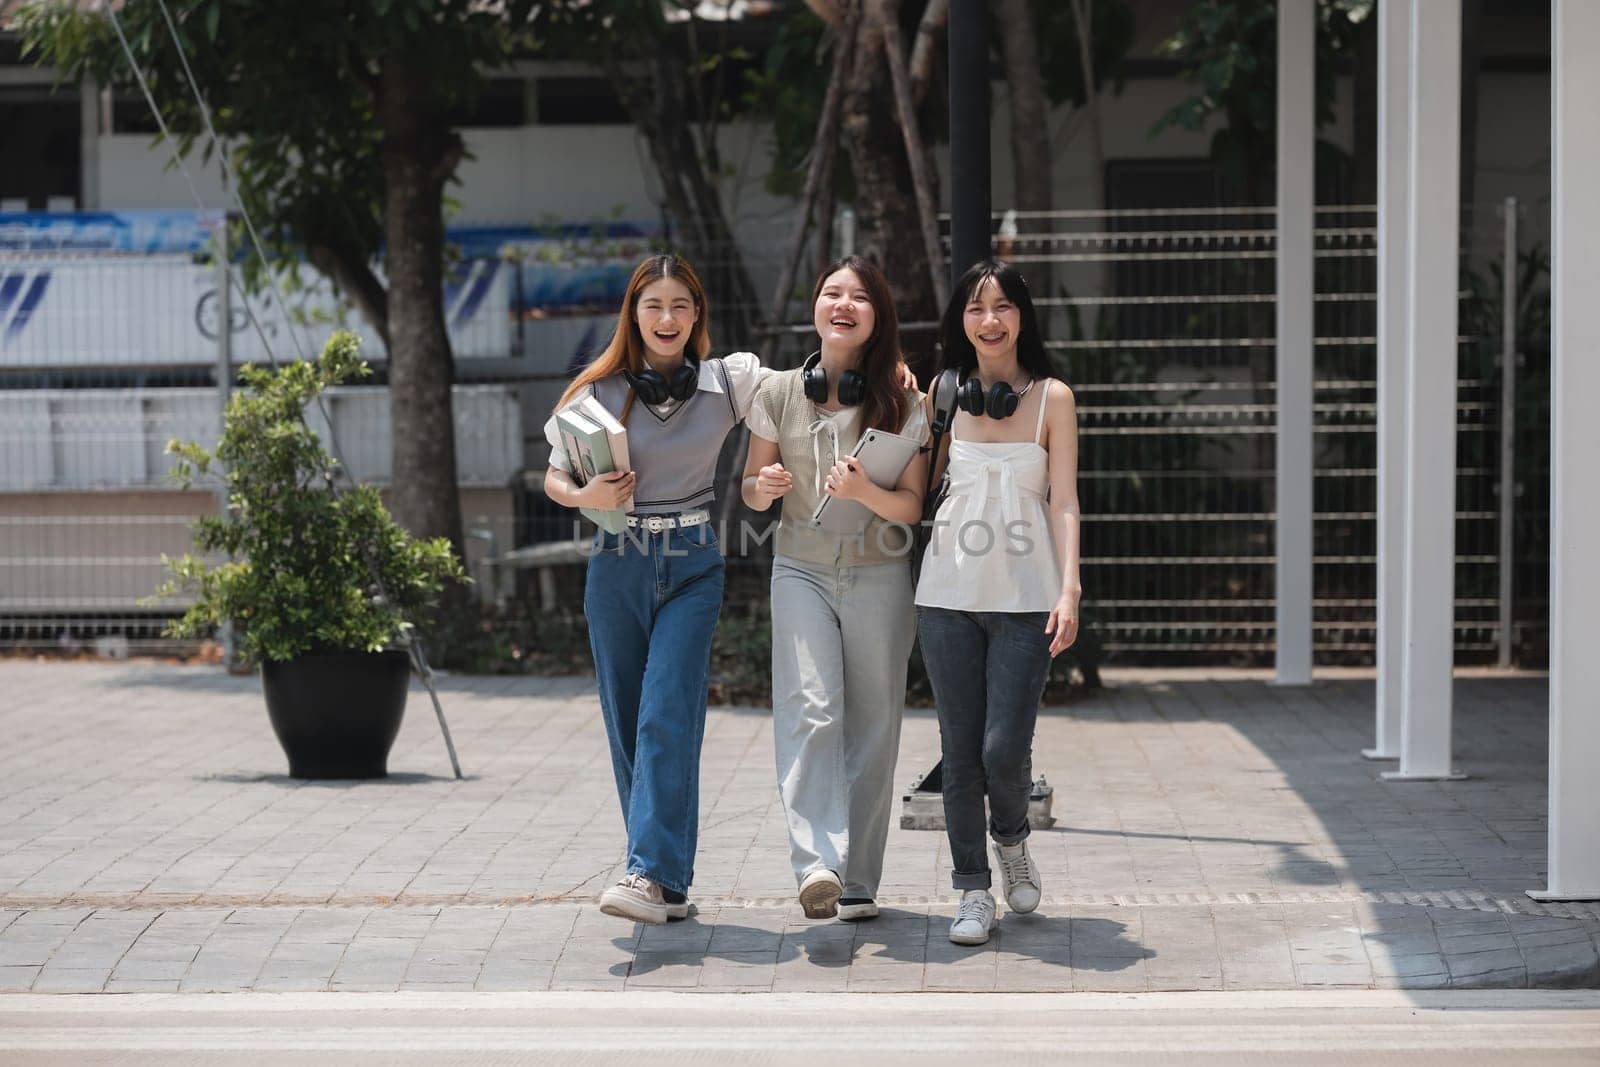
[103,979,182,993]
[1071,957,1148,991]
[111,958,191,980]
[623,951,703,988]
[0,966,40,991]
[473,960,555,990]
[30,967,109,992]
[1293,963,1375,987]
[1523,941,1600,987]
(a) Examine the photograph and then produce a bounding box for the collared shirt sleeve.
[722,350,765,422]
[542,384,594,473]
[901,392,932,446]
[542,410,572,473]
[746,373,782,441]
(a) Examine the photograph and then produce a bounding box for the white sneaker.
[598,873,669,925]
[665,898,691,922]
[837,897,879,922]
[948,889,997,945]
[798,869,843,919]
[993,839,1041,914]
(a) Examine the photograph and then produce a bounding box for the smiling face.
[962,276,1022,361]
[634,277,699,361]
[813,267,877,353]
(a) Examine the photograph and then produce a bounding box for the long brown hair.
[810,255,908,434]
[555,253,712,422]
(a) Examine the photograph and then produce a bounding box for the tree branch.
[763,5,859,364]
[876,0,948,310]
[909,0,950,104]
[803,0,845,27]
[307,242,391,349]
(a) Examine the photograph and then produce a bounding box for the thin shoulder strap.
[1033,378,1051,444]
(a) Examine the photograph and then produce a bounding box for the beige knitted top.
[747,367,929,568]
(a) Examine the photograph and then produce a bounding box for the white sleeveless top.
[913,380,1062,613]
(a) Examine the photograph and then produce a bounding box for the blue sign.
[0,212,660,312]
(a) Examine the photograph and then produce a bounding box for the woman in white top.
[914,258,1082,946]
[740,256,928,922]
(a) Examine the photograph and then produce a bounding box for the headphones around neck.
[623,352,700,405]
[801,352,866,407]
[956,372,1033,420]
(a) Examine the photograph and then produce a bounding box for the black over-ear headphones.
[955,373,1031,420]
[801,352,866,407]
[624,352,700,405]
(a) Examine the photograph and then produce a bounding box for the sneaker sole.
[948,925,993,946]
[1007,894,1041,915]
[598,891,669,925]
[798,877,842,919]
[666,902,692,921]
[836,901,878,922]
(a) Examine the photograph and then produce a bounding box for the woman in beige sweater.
[740,256,928,922]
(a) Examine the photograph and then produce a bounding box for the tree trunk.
[379,58,465,561]
[839,8,938,340]
[878,0,948,311]
[764,5,858,366]
[997,0,1052,299]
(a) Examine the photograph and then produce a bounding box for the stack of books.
[556,396,632,533]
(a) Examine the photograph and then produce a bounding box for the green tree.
[1152,0,1372,204]
[19,0,539,559]
[530,0,761,344]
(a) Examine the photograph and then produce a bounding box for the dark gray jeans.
[916,607,1053,890]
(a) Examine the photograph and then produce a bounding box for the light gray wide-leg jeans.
[770,555,915,899]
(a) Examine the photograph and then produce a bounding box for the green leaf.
[205,3,220,42]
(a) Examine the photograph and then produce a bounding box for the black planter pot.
[261,650,411,779]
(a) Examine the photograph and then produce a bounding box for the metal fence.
[0,203,1552,666]
[1000,200,1549,665]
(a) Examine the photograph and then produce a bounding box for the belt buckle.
[644,515,669,533]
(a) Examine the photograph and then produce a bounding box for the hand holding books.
[582,470,636,512]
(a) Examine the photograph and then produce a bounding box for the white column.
[1366,0,1411,760]
[1383,0,1463,783]
[1274,0,1315,687]
[1530,0,1600,902]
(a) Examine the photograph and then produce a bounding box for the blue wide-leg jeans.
[584,523,724,895]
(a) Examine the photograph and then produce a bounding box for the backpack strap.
[922,368,961,504]
[928,367,960,439]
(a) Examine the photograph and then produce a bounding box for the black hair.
[935,258,1063,384]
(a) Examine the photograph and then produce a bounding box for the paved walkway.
[0,662,1594,993]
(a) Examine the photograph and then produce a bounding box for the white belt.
[625,509,711,532]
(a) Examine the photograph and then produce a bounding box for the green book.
[556,408,628,534]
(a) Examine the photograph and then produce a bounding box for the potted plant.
[155,331,465,779]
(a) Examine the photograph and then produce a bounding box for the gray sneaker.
[598,873,669,925]
[993,840,1041,914]
[948,889,997,945]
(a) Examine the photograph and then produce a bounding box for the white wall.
[90,70,1547,252]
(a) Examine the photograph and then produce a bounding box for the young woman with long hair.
[740,256,929,922]
[543,253,763,925]
[916,259,1082,945]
